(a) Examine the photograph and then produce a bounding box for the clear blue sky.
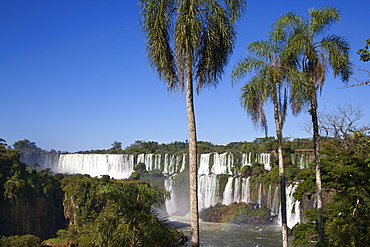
[1,0,369,152]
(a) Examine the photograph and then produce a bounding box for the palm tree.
[139,1,245,246]
[231,22,300,247]
[277,7,353,243]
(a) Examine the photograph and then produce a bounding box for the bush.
[0,234,41,247]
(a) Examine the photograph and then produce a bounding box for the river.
[168,216,316,247]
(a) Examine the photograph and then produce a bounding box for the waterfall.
[277,183,301,228]
[292,153,314,169]
[22,152,271,177]
[259,153,271,170]
[40,154,135,179]
[267,185,272,209]
[271,187,279,216]
[233,178,241,203]
[286,184,301,228]
[212,153,233,175]
[242,152,271,171]
[164,179,177,215]
[198,174,220,210]
[198,154,211,175]
[222,177,234,205]
[21,152,304,226]
[258,183,262,206]
[240,177,250,203]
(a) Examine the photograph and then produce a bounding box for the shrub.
[0,234,41,247]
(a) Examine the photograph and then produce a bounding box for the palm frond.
[240,75,271,132]
[320,34,353,82]
[195,0,245,92]
[140,0,178,92]
[231,57,266,85]
[308,6,340,36]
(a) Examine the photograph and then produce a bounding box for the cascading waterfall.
[21,151,302,226]
[258,183,263,206]
[285,184,301,228]
[222,177,235,205]
[43,154,135,179]
[277,183,301,228]
[240,177,251,203]
[271,187,280,216]
[198,175,219,210]
[164,179,177,215]
[292,153,314,169]
[198,153,211,175]
[242,153,271,170]
[233,178,241,203]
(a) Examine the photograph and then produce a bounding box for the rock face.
[0,190,66,239]
[200,202,275,225]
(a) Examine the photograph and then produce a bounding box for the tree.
[293,131,370,246]
[347,38,370,87]
[231,19,300,247]
[318,104,370,141]
[12,139,43,153]
[139,1,245,245]
[358,38,370,62]
[278,6,353,243]
[94,182,180,247]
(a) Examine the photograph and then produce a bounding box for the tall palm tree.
[277,7,353,243]
[139,1,245,246]
[231,22,299,247]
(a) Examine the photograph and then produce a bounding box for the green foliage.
[0,141,65,239]
[358,38,370,62]
[134,162,147,173]
[108,141,122,154]
[200,202,273,225]
[12,139,44,153]
[56,175,180,247]
[130,171,140,180]
[250,162,264,177]
[0,234,41,247]
[292,222,317,246]
[140,169,165,189]
[217,174,229,200]
[293,132,370,246]
[93,181,180,247]
[60,174,106,228]
[72,138,313,155]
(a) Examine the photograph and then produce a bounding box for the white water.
[198,175,219,210]
[277,183,301,229]
[222,177,234,205]
[23,152,302,226]
[43,154,135,179]
[240,177,251,203]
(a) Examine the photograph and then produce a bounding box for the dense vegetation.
[0,140,65,240]
[0,140,184,247]
[3,124,370,247]
[13,136,311,155]
[292,132,370,246]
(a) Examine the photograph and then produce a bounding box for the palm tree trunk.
[310,93,323,244]
[272,87,288,247]
[277,133,288,247]
[186,56,199,247]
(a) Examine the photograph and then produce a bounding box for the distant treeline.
[77,137,314,155]
[5,137,313,156]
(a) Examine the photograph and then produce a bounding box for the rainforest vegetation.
[2,115,370,246]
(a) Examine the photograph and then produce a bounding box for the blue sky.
[1,0,369,152]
